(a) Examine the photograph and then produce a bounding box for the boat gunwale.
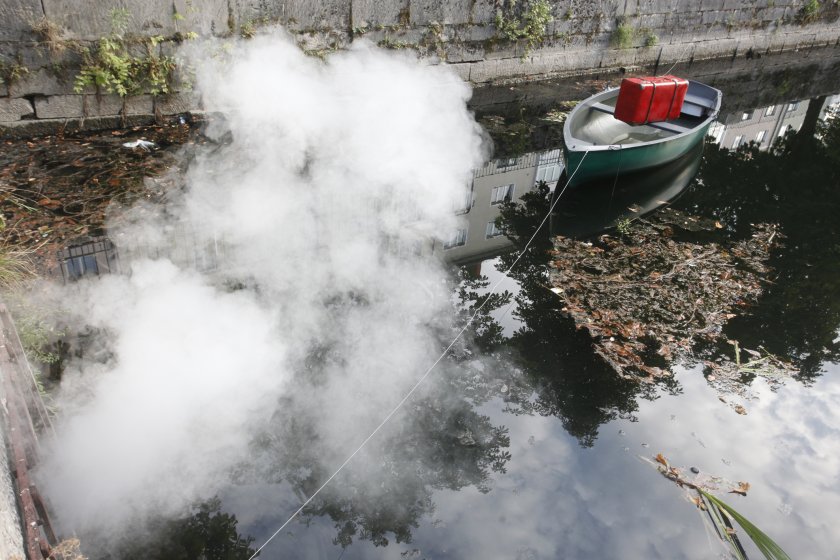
[563,81,722,154]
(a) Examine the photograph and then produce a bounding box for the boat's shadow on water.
[550,141,704,239]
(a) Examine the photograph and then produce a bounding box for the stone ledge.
[0,114,156,138]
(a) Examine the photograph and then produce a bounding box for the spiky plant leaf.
[699,489,792,560]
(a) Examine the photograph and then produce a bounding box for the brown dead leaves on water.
[548,210,781,383]
[0,124,197,274]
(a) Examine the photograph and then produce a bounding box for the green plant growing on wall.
[797,0,821,23]
[494,0,553,57]
[421,21,446,58]
[641,27,658,47]
[611,19,635,49]
[378,36,411,50]
[0,57,30,87]
[74,9,178,97]
[241,20,256,39]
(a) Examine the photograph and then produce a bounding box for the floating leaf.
[729,482,750,496]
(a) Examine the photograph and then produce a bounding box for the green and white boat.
[563,80,722,187]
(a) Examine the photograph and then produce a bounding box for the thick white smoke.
[36,31,488,540]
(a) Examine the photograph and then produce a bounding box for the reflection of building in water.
[57,237,120,282]
[709,95,840,150]
[440,149,563,264]
[58,150,565,280]
[57,225,227,283]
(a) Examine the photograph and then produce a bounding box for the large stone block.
[636,0,670,15]
[84,94,153,116]
[172,0,228,37]
[154,91,201,114]
[43,0,175,40]
[639,13,666,29]
[702,10,724,25]
[600,47,639,69]
[470,0,495,25]
[454,23,496,43]
[694,37,739,59]
[446,61,471,81]
[466,58,500,83]
[0,0,42,41]
[444,41,486,63]
[700,0,726,10]
[409,0,473,26]
[351,0,409,28]
[723,0,750,10]
[673,0,699,13]
[0,97,35,121]
[8,67,72,97]
[34,94,83,118]
[238,0,349,31]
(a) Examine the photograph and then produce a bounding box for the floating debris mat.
[0,124,196,273]
[548,210,781,382]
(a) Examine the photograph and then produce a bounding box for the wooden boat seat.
[589,101,693,134]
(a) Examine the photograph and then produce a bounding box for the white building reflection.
[440,149,563,264]
[709,94,840,150]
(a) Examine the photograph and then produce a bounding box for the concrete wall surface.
[1,0,840,136]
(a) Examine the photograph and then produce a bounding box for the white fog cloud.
[36,30,489,542]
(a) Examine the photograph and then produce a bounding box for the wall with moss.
[1,0,839,135]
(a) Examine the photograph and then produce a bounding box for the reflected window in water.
[443,228,468,249]
[454,187,473,215]
[490,184,515,205]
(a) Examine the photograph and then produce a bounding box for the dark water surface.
[126,79,840,559]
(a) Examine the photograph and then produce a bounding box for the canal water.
[104,78,840,558]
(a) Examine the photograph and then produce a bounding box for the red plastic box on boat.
[614,75,688,125]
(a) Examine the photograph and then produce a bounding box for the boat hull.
[563,119,712,186]
[562,80,721,187]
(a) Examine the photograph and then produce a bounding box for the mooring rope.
[659,40,695,77]
[247,150,589,559]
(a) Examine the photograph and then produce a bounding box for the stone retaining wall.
[1,0,839,136]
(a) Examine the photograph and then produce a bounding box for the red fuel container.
[614,75,688,125]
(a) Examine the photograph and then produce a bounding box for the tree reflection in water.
[115,498,255,560]
[686,104,840,378]
[489,182,668,447]
[249,362,513,549]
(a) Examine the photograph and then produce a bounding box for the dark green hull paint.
[563,119,713,187]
